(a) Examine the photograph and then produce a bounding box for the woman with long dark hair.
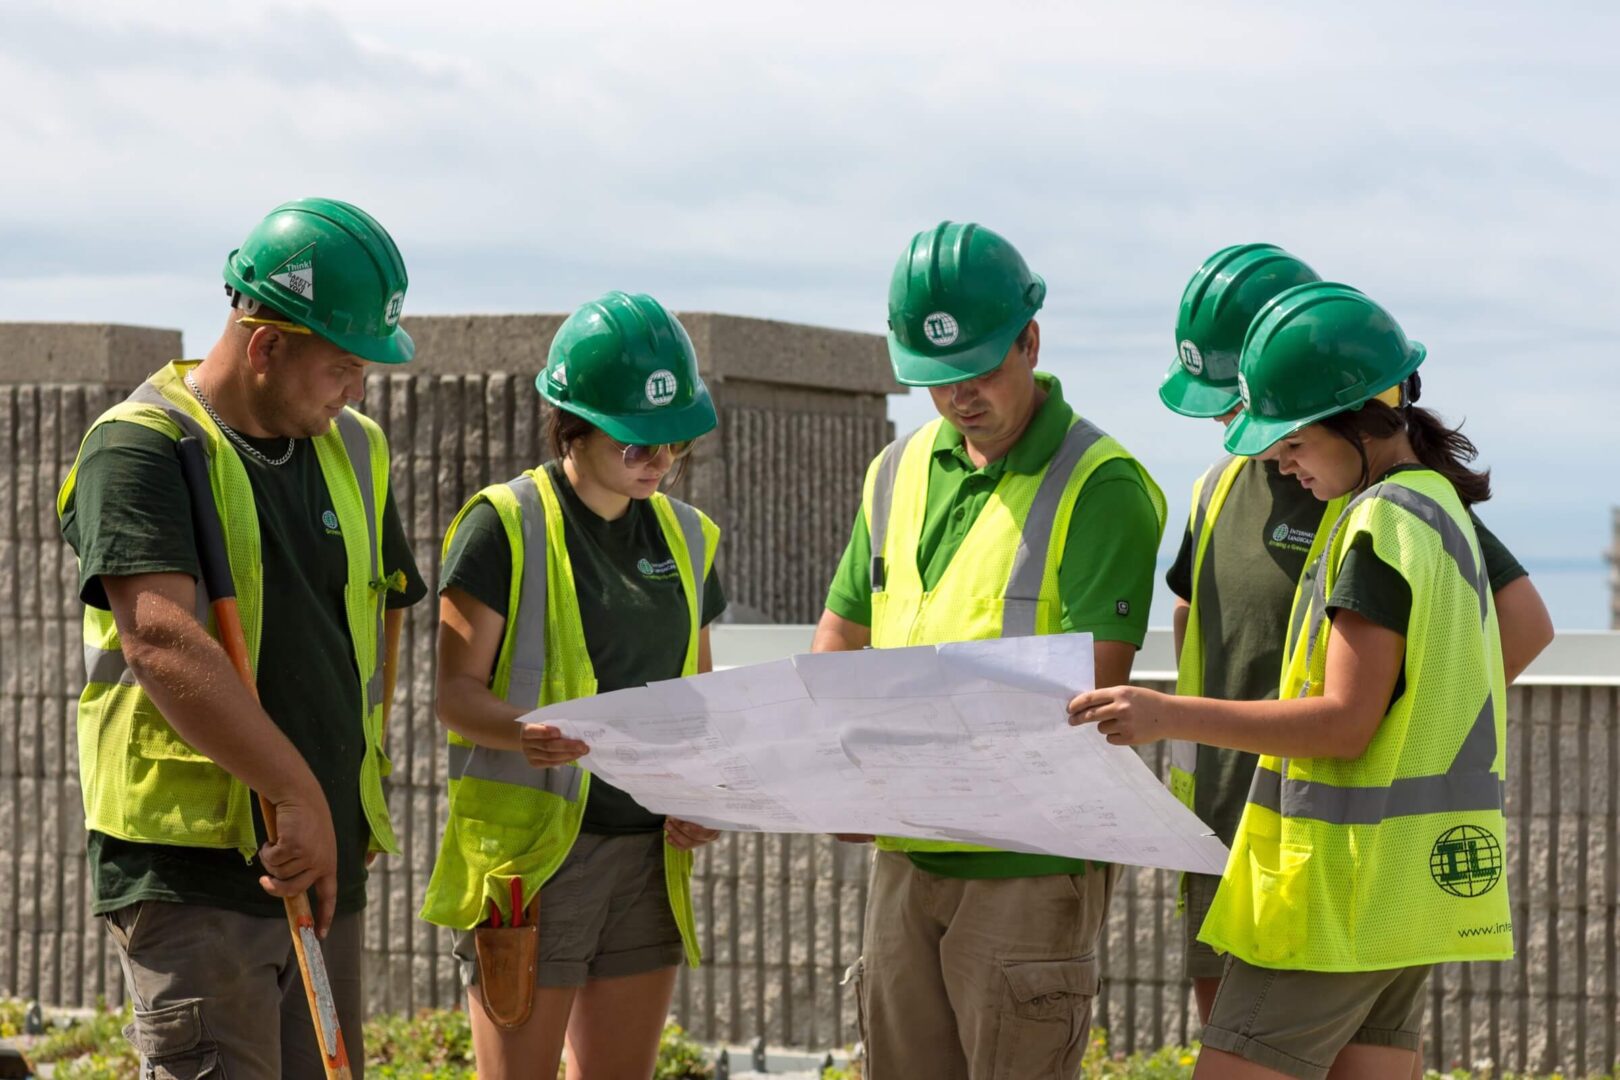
[421,293,726,1079]
[1075,284,1515,1080]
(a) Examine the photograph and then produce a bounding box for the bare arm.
[436,586,590,765]
[1070,609,1403,761]
[103,572,338,928]
[1171,598,1190,664]
[1493,576,1554,684]
[812,608,870,653]
[1094,639,1137,690]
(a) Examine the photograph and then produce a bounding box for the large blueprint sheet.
[532,634,1229,875]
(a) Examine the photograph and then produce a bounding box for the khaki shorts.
[454,831,682,989]
[1202,956,1430,1079]
[1183,872,1224,980]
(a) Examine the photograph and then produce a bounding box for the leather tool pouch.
[474,900,539,1029]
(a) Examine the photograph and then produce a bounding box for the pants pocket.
[992,955,1098,1080]
[124,999,226,1079]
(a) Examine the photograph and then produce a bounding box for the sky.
[2,0,1615,626]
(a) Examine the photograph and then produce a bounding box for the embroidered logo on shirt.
[1267,521,1316,554]
[1115,600,1130,617]
[636,556,680,581]
[321,509,341,536]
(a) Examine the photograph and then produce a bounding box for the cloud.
[1,0,1615,616]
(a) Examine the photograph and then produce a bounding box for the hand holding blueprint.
[527,634,1230,875]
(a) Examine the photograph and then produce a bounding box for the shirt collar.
[931,371,1074,476]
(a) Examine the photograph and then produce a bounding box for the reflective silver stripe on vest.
[867,430,917,593]
[1188,456,1236,558]
[1297,482,1489,694]
[504,475,549,711]
[446,473,576,800]
[1001,419,1109,637]
[1246,696,1502,825]
[666,496,708,596]
[447,739,581,800]
[80,379,218,686]
[334,410,386,713]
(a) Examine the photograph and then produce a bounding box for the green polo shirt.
[825,372,1163,878]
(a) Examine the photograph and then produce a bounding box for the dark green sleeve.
[1166,516,1194,602]
[59,421,199,610]
[823,503,873,627]
[1468,510,1527,592]
[381,487,428,609]
[438,501,513,618]
[1326,532,1412,635]
[702,560,728,626]
[1058,459,1163,645]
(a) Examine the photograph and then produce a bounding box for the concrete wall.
[4,320,1619,1075]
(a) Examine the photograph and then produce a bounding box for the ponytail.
[1318,374,1492,504]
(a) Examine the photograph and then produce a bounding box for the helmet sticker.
[268,242,316,301]
[923,312,960,348]
[384,290,405,328]
[1179,340,1204,375]
[1237,371,1251,407]
[645,369,678,407]
[550,364,568,387]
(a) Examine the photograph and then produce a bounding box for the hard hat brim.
[341,325,416,366]
[1158,363,1241,419]
[541,384,719,447]
[1223,341,1426,456]
[887,324,1024,387]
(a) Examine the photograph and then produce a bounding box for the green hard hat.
[886,221,1046,386]
[1160,243,1321,418]
[1224,282,1426,456]
[537,292,717,446]
[223,198,414,365]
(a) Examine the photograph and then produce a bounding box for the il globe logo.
[1179,340,1204,375]
[1429,825,1503,898]
[1272,523,1290,543]
[645,370,678,407]
[923,312,959,348]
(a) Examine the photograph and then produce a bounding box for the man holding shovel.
[58,198,426,1077]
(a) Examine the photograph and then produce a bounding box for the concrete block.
[0,323,181,386]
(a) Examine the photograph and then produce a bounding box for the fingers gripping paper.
[530,635,1229,875]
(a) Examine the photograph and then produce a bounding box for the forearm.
[1171,600,1189,663]
[1168,693,1370,760]
[1094,639,1137,689]
[436,674,526,751]
[812,608,870,652]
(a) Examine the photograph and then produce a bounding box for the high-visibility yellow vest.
[864,415,1165,854]
[1166,456,1345,811]
[56,360,398,860]
[419,467,718,968]
[1199,469,1513,971]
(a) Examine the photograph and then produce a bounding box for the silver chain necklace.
[184,372,297,467]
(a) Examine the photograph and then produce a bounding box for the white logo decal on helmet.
[922,312,960,348]
[1238,371,1252,407]
[384,290,405,327]
[645,369,678,407]
[1179,340,1204,376]
[268,243,315,301]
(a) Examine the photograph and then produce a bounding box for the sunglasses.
[611,438,698,469]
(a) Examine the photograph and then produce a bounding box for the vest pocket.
[1249,843,1311,964]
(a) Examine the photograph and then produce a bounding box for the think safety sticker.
[269,243,316,301]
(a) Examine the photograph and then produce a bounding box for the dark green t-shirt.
[439,460,727,835]
[1166,460,1525,847]
[825,373,1164,879]
[60,417,428,918]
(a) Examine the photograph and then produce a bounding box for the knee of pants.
[124,999,226,1079]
